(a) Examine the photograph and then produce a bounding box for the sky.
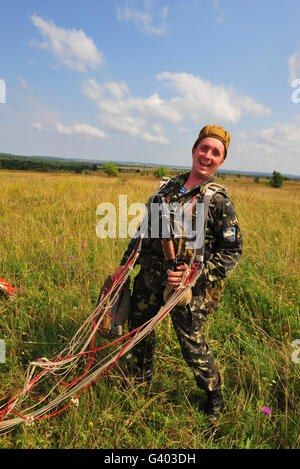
[1,0,300,175]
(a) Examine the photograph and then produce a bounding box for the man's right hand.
[111,265,124,282]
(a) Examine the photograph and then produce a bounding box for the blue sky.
[1,0,300,174]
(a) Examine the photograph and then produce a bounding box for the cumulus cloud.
[116,0,168,35]
[82,78,171,143]
[257,122,300,151]
[30,14,103,72]
[33,118,107,138]
[82,73,270,145]
[156,72,271,123]
[55,122,107,138]
[230,122,300,175]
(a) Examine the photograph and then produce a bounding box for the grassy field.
[0,170,299,449]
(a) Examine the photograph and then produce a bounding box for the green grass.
[0,171,299,449]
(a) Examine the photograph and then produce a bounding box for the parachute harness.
[0,180,223,434]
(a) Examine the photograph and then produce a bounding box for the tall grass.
[0,171,299,449]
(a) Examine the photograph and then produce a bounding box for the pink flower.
[261,406,272,417]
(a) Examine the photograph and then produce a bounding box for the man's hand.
[111,265,124,282]
[167,264,188,288]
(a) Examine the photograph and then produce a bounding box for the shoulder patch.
[223,226,236,242]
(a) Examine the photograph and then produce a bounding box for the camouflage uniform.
[121,172,242,392]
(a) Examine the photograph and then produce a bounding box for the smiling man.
[112,124,243,421]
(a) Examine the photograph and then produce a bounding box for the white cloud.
[140,131,170,144]
[178,126,190,134]
[104,81,129,100]
[82,78,171,143]
[116,0,168,35]
[156,72,271,122]
[98,113,146,137]
[30,14,103,72]
[257,122,300,151]
[151,122,165,134]
[55,122,107,138]
[82,73,270,145]
[230,123,300,175]
[33,118,107,139]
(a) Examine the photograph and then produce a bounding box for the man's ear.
[219,148,226,165]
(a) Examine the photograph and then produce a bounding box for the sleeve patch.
[223,227,236,242]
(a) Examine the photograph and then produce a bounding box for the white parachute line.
[0,183,203,432]
[0,272,198,433]
[1,275,198,430]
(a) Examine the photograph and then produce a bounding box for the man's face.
[191,137,225,181]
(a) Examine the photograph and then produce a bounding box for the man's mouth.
[199,160,210,167]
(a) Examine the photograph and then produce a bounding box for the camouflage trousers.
[128,268,221,392]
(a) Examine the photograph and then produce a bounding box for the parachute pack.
[96,276,131,338]
[0,278,16,298]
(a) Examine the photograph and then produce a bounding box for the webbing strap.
[194,184,225,263]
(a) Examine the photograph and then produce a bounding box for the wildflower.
[89,421,93,427]
[69,255,74,260]
[261,406,272,417]
[1,230,5,233]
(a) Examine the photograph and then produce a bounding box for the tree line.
[0,157,99,173]
[0,157,294,188]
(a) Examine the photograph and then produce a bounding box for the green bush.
[269,171,284,188]
[153,166,168,178]
[103,162,118,177]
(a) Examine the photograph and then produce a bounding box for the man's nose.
[202,149,213,159]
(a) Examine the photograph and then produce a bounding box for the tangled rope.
[0,185,203,434]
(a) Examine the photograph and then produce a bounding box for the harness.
[97,177,227,336]
[156,177,227,267]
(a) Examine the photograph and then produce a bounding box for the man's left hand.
[167,264,188,288]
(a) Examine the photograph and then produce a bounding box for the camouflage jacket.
[121,172,243,289]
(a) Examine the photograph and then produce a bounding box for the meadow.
[0,170,299,449]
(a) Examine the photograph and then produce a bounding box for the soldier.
[112,124,243,420]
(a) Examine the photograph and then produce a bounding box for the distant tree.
[269,170,284,188]
[154,166,168,178]
[253,176,260,183]
[103,162,118,177]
